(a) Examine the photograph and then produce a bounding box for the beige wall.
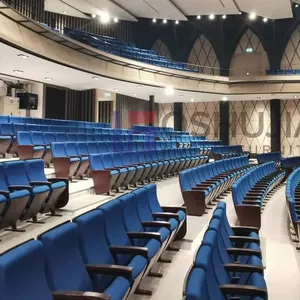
[158,103,174,128]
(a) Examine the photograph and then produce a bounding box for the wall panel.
[158,103,174,128]
[229,100,271,153]
[152,39,172,59]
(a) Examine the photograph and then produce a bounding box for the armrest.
[85,264,133,281]
[219,284,267,298]
[224,263,264,274]
[227,248,261,257]
[242,200,261,205]
[192,187,209,191]
[152,212,180,221]
[30,181,52,187]
[8,185,33,192]
[142,221,171,229]
[0,190,9,197]
[105,168,119,171]
[48,177,69,183]
[109,246,148,259]
[232,226,260,234]
[229,236,260,244]
[52,291,110,300]
[161,205,187,214]
[128,231,161,242]
[69,155,80,158]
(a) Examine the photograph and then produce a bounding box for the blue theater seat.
[39,222,129,299]
[24,159,68,215]
[3,160,50,223]
[257,152,282,165]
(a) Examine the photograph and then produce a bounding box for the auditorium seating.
[184,202,267,300]
[0,184,186,299]
[281,156,300,171]
[179,156,253,216]
[232,162,285,228]
[286,167,300,248]
[257,152,282,164]
[211,145,246,160]
[90,149,208,195]
[64,28,197,73]
[267,68,300,75]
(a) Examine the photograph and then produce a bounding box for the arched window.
[188,34,220,75]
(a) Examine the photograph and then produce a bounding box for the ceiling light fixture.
[44,77,53,81]
[100,13,110,24]
[222,96,228,101]
[164,87,175,96]
[296,4,299,8]
[222,15,226,19]
[92,14,96,19]
[175,20,179,25]
[246,72,250,76]
[239,11,242,15]
[152,18,157,23]
[92,76,99,80]
[113,17,119,23]
[249,12,257,20]
[62,11,68,14]
[191,98,194,102]
[294,95,298,98]
[197,15,201,19]
[209,14,215,20]
[18,54,29,59]
[263,17,268,23]
[133,93,137,97]
[13,70,23,74]
[163,19,167,24]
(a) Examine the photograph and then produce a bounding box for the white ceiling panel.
[45,0,89,19]
[172,0,239,16]
[236,0,293,19]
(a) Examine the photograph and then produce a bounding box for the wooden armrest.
[30,181,52,187]
[224,263,264,274]
[85,264,133,281]
[227,247,261,257]
[219,284,267,298]
[52,291,110,300]
[109,246,148,259]
[229,236,260,244]
[8,185,33,191]
[127,231,161,242]
[142,221,171,229]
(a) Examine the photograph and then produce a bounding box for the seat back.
[24,159,48,182]
[3,161,30,186]
[17,131,32,146]
[51,142,67,158]
[30,132,45,145]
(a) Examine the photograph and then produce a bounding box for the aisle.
[261,184,300,300]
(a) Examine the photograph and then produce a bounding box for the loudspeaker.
[17,93,38,110]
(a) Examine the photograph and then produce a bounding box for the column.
[149,95,155,126]
[219,101,229,144]
[174,102,183,131]
[270,99,281,152]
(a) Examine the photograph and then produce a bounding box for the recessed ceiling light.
[249,12,257,20]
[44,77,53,81]
[92,14,96,18]
[113,88,118,92]
[163,19,167,24]
[113,17,118,23]
[152,18,157,23]
[100,13,110,24]
[222,96,228,101]
[239,11,242,15]
[18,54,29,59]
[13,70,23,74]
[263,17,268,23]
[133,93,137,97]
[175,20,179,25]
[222,15,226,19]
[164,87,175,96]
[191,98,194,102]
[246,72,250,76]
[209,14,215,20]
[92,76,99,80]
[197,15,201,19]
[62,11,68,14]
[296,4,299,8]
[294,95,298,98]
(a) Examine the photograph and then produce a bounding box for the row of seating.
[267,69,300,76]
[0,115,110,128]
[281,156,300,170]
[179,156,253,216]
[0,184,187,299]
[286,167,300,248]
[184,201,267,300]
[232,162,285,228]
[132,125,173,133]
[211,145,244,160]
[257,152,282,164]
[89,150,208,195]
[0,159,68,232]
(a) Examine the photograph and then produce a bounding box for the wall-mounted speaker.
[17,93,38,110]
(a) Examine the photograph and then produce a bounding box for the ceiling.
[0,41,299,103]
[45,0,295,21]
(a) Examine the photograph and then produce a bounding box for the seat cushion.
[33,146,45,151]
[177,210,186,222]
[70,157,80,162]
[110,170,119,176]
[32,185,50,194]
[0,194,7,204]
[10,190,30,199]
[157,227,170,242]
[103,276,130,300]
[127,255,148,279]
[144,239,160,258]
[51,181,67,189]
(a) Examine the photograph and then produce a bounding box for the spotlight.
[239,11,242,15]
[246,72,250,76]
[197,15,201,19]
[100,13,110,24]
[191,98,194,102]
[92,76,99,80]
[92,14,96,19]
[133,93,137,97]
[152,18,157,23]
[163,19,167,24]
[44,77,53,81]
[222,15,226,19]
[209,14,215,20]
[222,96,228,101]
[294,95,298,98]
[263,17,268,23]
[18,54,29,59]
[249,12,257,20]
[175,20,179,25]
[62,11,68,14]
[164,87,175,96]
[296,4,299,8]
[113,17,118,23]
[13,70,23,74]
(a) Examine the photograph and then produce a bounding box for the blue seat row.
[212,145,245,160]
[232,162,285,228]
[0,115,110,128]
[184,201,267,300]
[257,152,282,164]
[0,159,68,232]
[286,167,300,247]
[0,184,186,300]
[89,149,208,195]
[266,69,300,75]
[281,156,300,170]
[180,156,253,216]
